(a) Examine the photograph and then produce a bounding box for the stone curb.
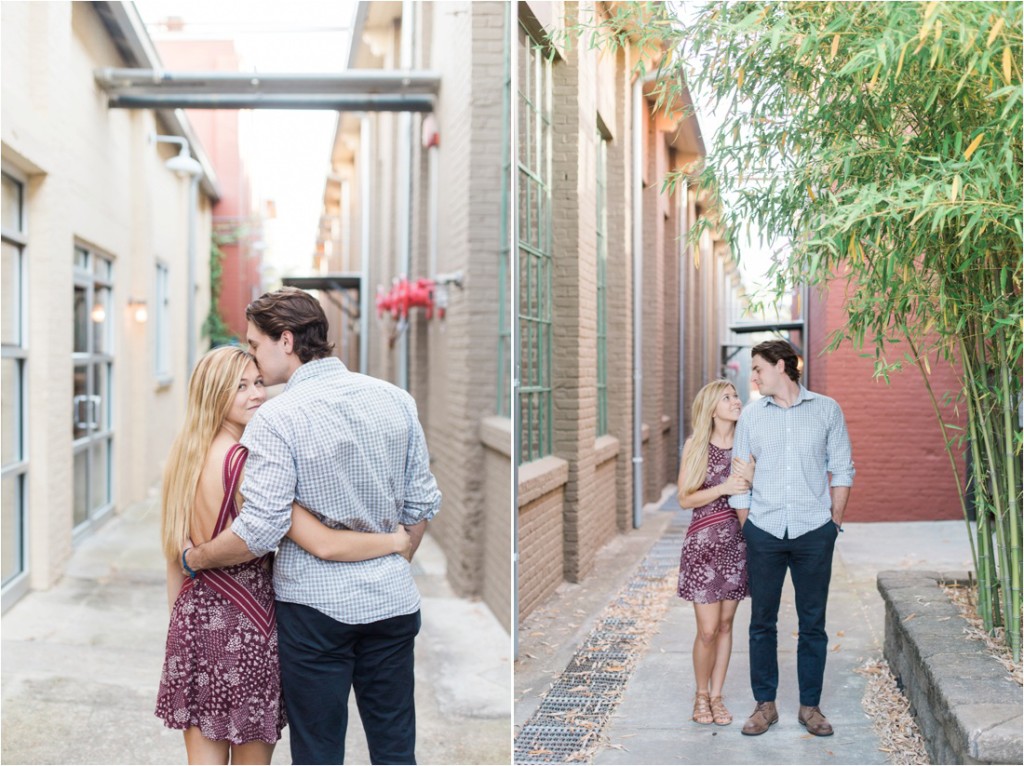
[877,570,1023,765]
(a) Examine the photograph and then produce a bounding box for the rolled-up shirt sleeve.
[826,402,855,487]
[233,413,295,556]
[399,394,441,526]
[728,410,753,510]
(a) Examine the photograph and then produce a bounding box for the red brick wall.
[808,281,966,522]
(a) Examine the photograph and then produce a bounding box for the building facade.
[515,0,747,622]
[807,283,966,522]
[150,35,265,343]
[314,1,513,630]
[1,1,216,611]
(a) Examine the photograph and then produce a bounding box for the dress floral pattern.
[155,447,285,745]
[678,443,749,604]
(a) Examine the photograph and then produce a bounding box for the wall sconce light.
[91,303,106,323]
[128,298,148,323]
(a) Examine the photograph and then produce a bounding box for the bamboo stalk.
[996,329,1022,660]
[961,338,997,630]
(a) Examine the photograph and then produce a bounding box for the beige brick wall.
[1,2,212,594]
[482,417,512,632]
[517,456,569,621]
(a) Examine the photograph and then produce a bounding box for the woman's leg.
[230,741,276,765]
[708,599,740,698]
[183,727,229,765]
[692,601,722,693]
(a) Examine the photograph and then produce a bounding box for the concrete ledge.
[878,570,1023,765]
[517,455,569,508]
[479,415,512,458]
[594,434,620,466]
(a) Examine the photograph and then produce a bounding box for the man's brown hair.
[751,339,801,383]
[245,287,334,363]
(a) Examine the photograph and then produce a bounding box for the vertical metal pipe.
[677,181,688,466]
[186,174,199,374]
[632,75,644,529]
[505,0,520,658]
[396,0,416,391]
[360,116,372,376]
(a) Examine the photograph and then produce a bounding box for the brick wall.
[808,280,965,521]
[517,456,569,620]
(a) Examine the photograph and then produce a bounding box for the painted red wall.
[807,278,966,522]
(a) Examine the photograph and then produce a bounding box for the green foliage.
[201,238,237,349]
[583,1,1023,658]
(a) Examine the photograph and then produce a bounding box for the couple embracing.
[155,287,441,765]
[677,340,854,737]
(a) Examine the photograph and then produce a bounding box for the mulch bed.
[942,582,1023,686]
[855,658,930,765]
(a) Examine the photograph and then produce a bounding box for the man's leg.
[352,610,421,765]
[789,520,838,707]
[742,521,790,703]
[277,601,356,765]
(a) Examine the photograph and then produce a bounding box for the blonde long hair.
[679,380,737,496]
[161,346,254,561]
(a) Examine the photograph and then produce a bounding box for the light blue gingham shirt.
[232,357,441,624]
[729,386,854,539]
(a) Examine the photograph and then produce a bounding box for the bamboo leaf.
[1003,46,1013,85]
[964,133,985,160]
[831,33,841,60]
[987,16,1005,48]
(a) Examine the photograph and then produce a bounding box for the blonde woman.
[677,380,754,727]
[155,346,411,765]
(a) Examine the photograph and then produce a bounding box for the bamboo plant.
[582,0,1022,658]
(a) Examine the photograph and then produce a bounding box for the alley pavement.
[1,487,511,765]
[514,489,975,765]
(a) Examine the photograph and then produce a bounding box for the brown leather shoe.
[798,705,834,736]
[741,701,778,736]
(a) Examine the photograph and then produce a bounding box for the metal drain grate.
[514,509,690,763]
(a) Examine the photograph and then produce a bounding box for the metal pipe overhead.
[95,68,442,95]
[104,93,435,112]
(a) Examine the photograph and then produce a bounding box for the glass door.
[72,246,114,531]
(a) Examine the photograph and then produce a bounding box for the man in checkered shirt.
[728,339,853,740]
[185,287,441,764]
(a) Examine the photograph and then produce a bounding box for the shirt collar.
[759,384,815,408]
[284,356,346,391]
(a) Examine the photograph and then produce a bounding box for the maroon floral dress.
[155,444,286,744]
[677,442,749,604]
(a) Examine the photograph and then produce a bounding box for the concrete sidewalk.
[515,490,974,765]
[1,488,512,765]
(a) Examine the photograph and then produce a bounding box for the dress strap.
[214,444,248,537]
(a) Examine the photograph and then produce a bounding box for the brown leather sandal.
[710,696,732,726]
[692,692,714,725]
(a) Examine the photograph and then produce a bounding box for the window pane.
[73,286,88,353]
[2,240,20,346]
[1,474,22,584]
[1,358,19,464]
[93,364,110,430]
[93,286,111,355]
[73,449,89,527]
[91,440,110,511]
[93,253,111,281]
[1,173,21,232]
[73,366,89,440]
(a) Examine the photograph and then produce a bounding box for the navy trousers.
[742,519,838,707]
[276,602,420,765]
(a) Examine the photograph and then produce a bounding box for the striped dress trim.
[181,443,275,638]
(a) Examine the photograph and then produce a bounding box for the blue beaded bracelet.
[182,547,198,579]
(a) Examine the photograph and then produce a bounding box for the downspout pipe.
[397,0,416,392]
[632,75,644,529]
[187,174,199,375]
[677,181,688,467]
[360,116,372,375]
